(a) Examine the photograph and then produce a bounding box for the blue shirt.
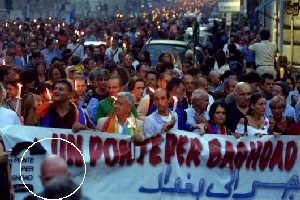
[149,101,191,131]
[14,56,24,68]
[144,110,178,138]
[78,97,99,127]
[185,107,209,133]
[241,44,255,63]
[41,49,59,69]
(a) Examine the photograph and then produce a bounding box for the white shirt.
[67,43,85,59]
[248,40,277,66]
[235,117,269,136]
[0,107,21,128]
[105,47,123,63]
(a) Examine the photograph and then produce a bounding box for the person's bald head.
[40,154,70,186]
[234,82,252,108]
[195,77,209,92]
[209,71,221,86]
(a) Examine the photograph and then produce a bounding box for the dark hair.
[295,74,300,81]
[223,70,236,80]
[200,64,210,76]
[6,80,18,89]
[53,78,72,92]
[128,77,144,92]
[157,62,174,74]
[146,70,159,80]
[45,39,54,48]
[71,56,81,65]
[136,62,150,72]
[274,81,290,98]
[83,57,94,67]
[105,64,118,74]
[187,67,201,77]
[115,68,129,85]
[215,50,227,67]
[243,72,261,84]
[139,51,152,66]
[87,44,94,53]
[166,77,183,92]
[48,63,67,80]
[283,76,295,88]
[228,43,237,53]
[261,73,274,84]
[36,82,52,95]
[247,92,265,115]
[20,70,35,84]
[208,102,228,123]
[260,29,270,40]
[204,56,215,69]
[32,50,41,59]
[0,66,9,81]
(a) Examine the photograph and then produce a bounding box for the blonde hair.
[269,96,286,109]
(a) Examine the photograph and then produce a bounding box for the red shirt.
[287,123,300,135]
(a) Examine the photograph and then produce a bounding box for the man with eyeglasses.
[226,82,252,132]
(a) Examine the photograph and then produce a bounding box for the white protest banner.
[1,125,300,200]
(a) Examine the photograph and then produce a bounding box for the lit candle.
[148,87,155,93]
[15,83,23,115]
[110,37,113,43]
[62,22,65,26]
[2,59,6,65]
[127,118,136,159]
[46,88,52,101]
[74,80,77,91]
[111,96,117,103]
[34,19,36,23]
[37,25,40,29]
[49,17,52,20]
[58,24,60,28]
[172,96,178,113]
[5,23,8,27]
[122,43,127,52]
[81,31,84,36]
[19,25,22,30]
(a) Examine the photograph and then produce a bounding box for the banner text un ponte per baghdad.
[1,125,300,200]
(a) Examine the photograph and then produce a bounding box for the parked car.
[140,39,204,66]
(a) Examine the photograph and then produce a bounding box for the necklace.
[250,115,264,130]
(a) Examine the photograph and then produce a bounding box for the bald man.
[24,155,70,200]
[209,71,221,93]
[226,82,252,132]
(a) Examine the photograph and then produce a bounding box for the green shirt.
[95,97,137,122]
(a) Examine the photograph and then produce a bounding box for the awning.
[255,0,275,12]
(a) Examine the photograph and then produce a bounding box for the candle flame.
[74,80,77,90]
[46,88,52,100]
[127,118,136,128]
[148,87,155,93]
[17,83,23,90]
[123,43,126,48]
[2,59,6,65]
[172,96,178,102]
[111,96,117,101]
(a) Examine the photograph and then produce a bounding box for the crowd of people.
[0,15,299,199]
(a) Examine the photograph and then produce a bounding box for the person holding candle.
[97,92,143,142]
[95,76,137,122]
[144,88,178,138]
[34,79,94,132]
[148,77,192,131]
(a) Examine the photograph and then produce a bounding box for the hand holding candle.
[46,88,52,102]
[127,118,136,159]
[123,43,127,52]
[172,96,178,113]
[15,83,23,115]
[148,87,155,94]
[111,96,117,103]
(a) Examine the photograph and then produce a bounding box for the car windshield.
[142,44,187,66]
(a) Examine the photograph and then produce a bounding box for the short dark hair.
[0,66,9,82]
[247,92,265,115]
[136,62,150,72]
[146,70,159,80]
[223,70,236,80]
[83,57,94,67]
[261,73,274,84]
[204,56,215,69]
[157,62,174,74]
[71,56,81,65]
[275,81,290,98]
[243,72,261,84]
[53,78,73,92]
[260,29,270,40]
[295,74,300,81]
[128,77,144,92]
[166,77,183,92]
[45,39,54,48]
[109,76,124,87]
[208,102,228,123]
